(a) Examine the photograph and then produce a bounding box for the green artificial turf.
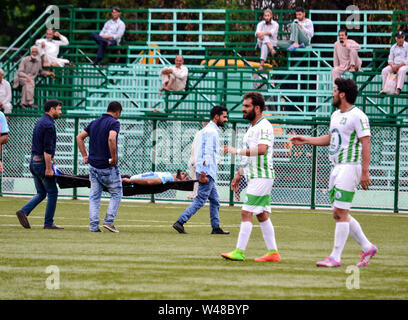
[0,197,407,300]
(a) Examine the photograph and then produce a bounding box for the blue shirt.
[84,113,120,169]
[0,111,9,135]
[195,121,220,180]
[31,114,56,156]
[130,172,174,184]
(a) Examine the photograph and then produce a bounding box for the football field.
[0,196,407,300]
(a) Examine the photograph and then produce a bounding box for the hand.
[54,32,61,38]
[223,145,237,155]
[25,76,32,83]
[48,72,56,79]
[45,168,54,178]
[198,172,209,184]
[289,136,308,146]
[392,65,399,73]
[122,178,131,183]
[41,41,46,48]
[342,39,347,47]
[0,161,3,173]
[43,62,51,67]
[83,155,88,164]
[109,158,117,166]
[361,170,370,190]
[231,174,242,191]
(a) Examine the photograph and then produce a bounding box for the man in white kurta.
[35,29,70,67]
[159,55,189,91]
[0,69,13,114]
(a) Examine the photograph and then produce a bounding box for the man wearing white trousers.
[380,30,408,95]
[222,91,280,262]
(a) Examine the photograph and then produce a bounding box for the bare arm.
[108,130,118,166]
[289,134,330,146]
[360,136,370,190]
[76,130,89,164]
[122,177,162,185]
[44,152,53,177]
[224,144,268,156]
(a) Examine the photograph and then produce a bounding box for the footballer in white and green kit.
[328,106,371,209]
[241,116,275,214]
[290,78,377,268]
[221,92,281,262]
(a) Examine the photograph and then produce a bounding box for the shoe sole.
[103,225,119,233]
[221,254,244,261]
[16,211,30,229]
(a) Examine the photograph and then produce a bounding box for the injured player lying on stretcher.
[121,170,190,185]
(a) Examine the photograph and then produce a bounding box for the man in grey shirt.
[287,7,314,51]
[13,46,55,109]
[380,30,408,95]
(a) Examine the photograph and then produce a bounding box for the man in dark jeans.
[16,99,63,229]
[91,7,126,66]
[76,101,123,233]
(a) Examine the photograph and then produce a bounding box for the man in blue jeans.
[16,99,63,229]
[173,105,230,235]
[76,101,122,233]
[91,7,126,66]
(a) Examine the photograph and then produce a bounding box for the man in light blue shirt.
[91,7,126,65]
[380,30,408,95]
[173,106,230,234]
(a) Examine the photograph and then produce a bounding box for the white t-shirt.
[329,107,371,165]
[241,117,275,180]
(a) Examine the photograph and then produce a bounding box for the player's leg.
[221,210,253,261]
[254,210,281,262]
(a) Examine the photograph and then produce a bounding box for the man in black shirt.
[16,100,63,229]
[76,101,122,233]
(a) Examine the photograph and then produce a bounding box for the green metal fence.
[1,114,407,212]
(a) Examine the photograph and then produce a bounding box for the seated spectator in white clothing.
[380,30,408,95]
[0,69,13,115]
[255,8,279,70]
[35,29,71,67]
[159,55,189,91]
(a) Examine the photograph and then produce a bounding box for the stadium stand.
[0,7,407,211]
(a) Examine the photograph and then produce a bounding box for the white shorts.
[242,178,274,215]
[329,164,361,209]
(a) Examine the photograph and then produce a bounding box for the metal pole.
[151,120,158,203]
[310,124,318,209]
[73,117,79,199]
[394,126,401,213]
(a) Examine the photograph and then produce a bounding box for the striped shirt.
[241,117,275,180]
[328,107,371,165]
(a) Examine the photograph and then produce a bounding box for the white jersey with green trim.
[328,107,371,165]
[241,117,275,180]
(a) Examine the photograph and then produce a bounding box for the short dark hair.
[243,91,265,112]
[338,28,348,35]
[112,7,121,12]
[107,101,122,113]
[210,105,228,119]
[44,99,62,112]
[295,7,305,13]
[334,78,358,104]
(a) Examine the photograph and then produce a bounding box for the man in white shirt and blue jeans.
[91,7,126,65]
[380,30,408,95]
